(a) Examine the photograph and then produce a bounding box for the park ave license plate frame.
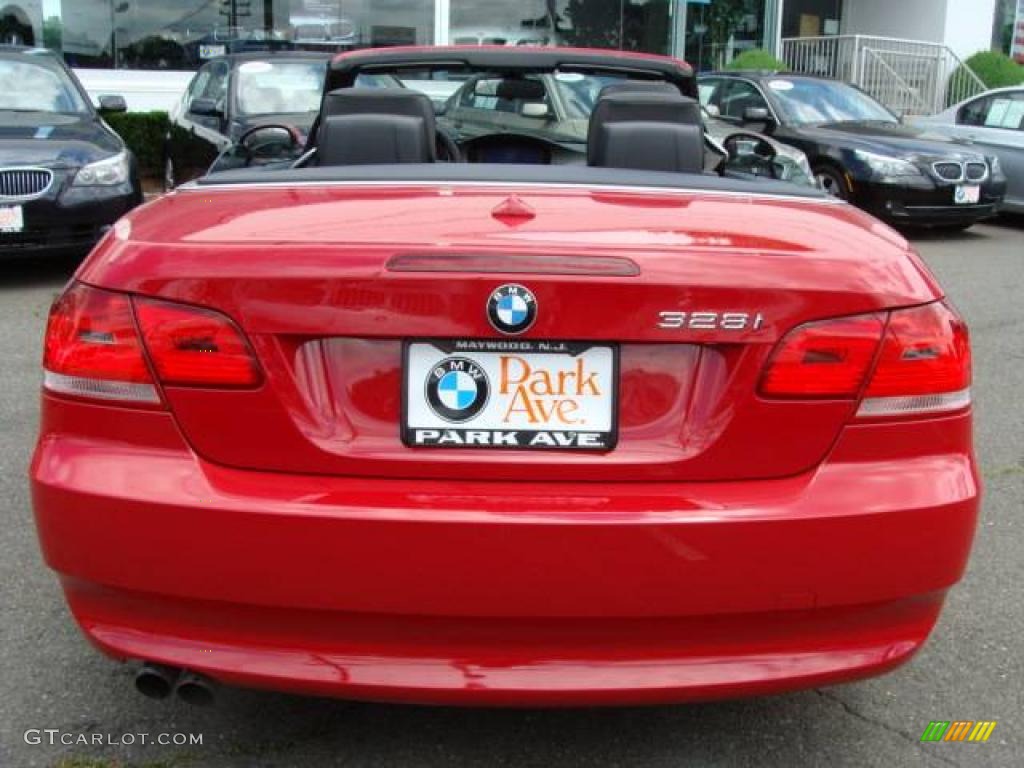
[403,339,618,451]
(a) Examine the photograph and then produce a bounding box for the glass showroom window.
[0,2,40,47]
[42,1,436,70]
[450,0,674,55]
[41,0,114,68]
[780,0,842,39]
[681,0,769,71]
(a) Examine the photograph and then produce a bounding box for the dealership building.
[0,1,1010,109]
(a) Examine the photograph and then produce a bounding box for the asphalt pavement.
[1,221,1021,768]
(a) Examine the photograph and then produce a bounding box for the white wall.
[941,0,997,59]
[841,0,949,42]
[74,69,193,113]
[840,0,996,58]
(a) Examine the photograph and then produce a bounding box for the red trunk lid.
[80,183,940,482]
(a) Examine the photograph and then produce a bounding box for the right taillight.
[759,313,886,399]
[761,301,971,418]
[858,301,971,418]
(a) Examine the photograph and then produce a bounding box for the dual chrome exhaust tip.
[134,663,215,706]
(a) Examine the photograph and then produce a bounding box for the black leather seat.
[315,88,437,165]
[587,87,704,174]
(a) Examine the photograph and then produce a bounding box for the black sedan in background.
[165,52,331,189]
[0,46,140,257]
[698,72,1007,229]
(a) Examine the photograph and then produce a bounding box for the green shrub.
[102,110,169,178]
[961,50,1024,89]
[727,49,788,72]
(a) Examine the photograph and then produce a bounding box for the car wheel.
[814,166,851,200]
[163,157,176,192]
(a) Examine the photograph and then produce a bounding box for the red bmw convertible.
[31,48,979,707]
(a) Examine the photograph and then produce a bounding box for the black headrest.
[494,78,546,101]
[590,89,702,132]
[587,90,705,174]
[323,87,436,125]
[316,87,436,165]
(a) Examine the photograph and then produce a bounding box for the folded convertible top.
[193,163,829,200]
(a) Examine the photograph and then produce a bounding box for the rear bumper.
[31,397,980,705]
[63,578,945,706]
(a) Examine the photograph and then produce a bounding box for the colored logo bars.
[920,721,997,743]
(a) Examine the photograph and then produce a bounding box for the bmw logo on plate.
[487,283,537,335]
[425,357,490,423]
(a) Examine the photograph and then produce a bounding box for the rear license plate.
[403,340,618,451]
[0,205,23,232]
[954,185,980,205]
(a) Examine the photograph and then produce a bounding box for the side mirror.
[705,103,721,117]
[742,106,773,126]
[521,102,550,119]
[433,100,447,117]
[189,97,223,119]
[98,94,127,113]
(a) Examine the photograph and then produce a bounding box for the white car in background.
[913,86,1024,213]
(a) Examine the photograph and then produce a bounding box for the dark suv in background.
[698,71,1007,230]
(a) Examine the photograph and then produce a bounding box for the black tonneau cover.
[193,163,828,200]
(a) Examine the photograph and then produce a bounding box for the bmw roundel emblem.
[487,283,537,335]
[425,357,490,423]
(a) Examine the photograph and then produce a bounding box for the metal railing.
[859,48,932,116]
[779,35,987,115]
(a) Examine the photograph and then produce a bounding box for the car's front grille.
[0,168,54,200]
[932,162,964,182]
[965,162,988,182]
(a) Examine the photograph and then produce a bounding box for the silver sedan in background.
[913,87,1024,213]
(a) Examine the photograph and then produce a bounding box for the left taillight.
[43,282,261,405]
[133,297,262,388]
[43,282,160,404]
